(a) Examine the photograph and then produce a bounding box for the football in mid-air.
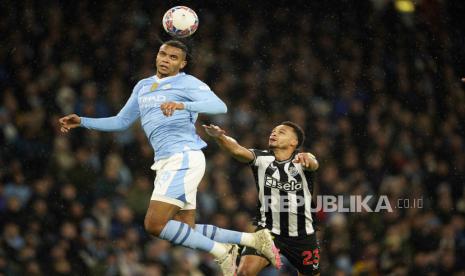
[162,6,198,38]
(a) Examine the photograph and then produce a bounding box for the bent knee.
[237,271,254,276]
[144,217,166,237]
[237,266,260,276]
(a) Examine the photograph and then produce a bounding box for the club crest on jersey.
[288,166,299,177]
[150,83,159,91]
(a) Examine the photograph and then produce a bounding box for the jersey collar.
[154,72,185,82]
[270,150,298,164]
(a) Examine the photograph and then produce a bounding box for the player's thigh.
[151,151,205,210]
[275,234,320,276]
[173,209,196,228]
[144,200,181,230]
[237,255,269,276]
[181,150,206,210]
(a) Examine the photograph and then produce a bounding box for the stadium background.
[1,0,465,275]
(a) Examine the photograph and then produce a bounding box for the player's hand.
[202,124,225,138]
[293,152,318,170]
[59,114,81,133]
[160,102,184,117]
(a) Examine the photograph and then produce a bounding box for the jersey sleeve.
[182,79,227,114]
[248,149,269,166]
[80,81,142,131]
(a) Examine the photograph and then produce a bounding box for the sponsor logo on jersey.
[264,175,303,191]
[139,95,167,108]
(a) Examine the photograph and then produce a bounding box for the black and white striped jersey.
[249,149,315,237]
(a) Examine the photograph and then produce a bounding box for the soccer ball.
[162,6,199,38]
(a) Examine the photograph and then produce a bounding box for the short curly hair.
[281,121,305,148]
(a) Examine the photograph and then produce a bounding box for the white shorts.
[150,150,205,210]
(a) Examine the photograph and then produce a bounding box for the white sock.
[240,233,256,248]
[209,242,229,258]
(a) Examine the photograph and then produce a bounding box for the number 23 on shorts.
[302,249,320,266]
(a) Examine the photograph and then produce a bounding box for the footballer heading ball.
[162,6,199,38]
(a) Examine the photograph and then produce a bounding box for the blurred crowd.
[1,0,465,275]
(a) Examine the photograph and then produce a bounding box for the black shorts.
[242,230,320,275]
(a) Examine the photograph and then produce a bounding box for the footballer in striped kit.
[204,121,321,275]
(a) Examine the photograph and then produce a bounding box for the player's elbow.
[121,122,132,130]
[116,116,133,130]
[237,265,258,276]
[217,101,227,113]
[209,99,227,114]
[117,123,131,131]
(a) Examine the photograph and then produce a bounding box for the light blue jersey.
[80,72,227,161]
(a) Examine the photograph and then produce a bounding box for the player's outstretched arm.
[292,152,319,171]
[203,124,254,163]
[59,85,141,133]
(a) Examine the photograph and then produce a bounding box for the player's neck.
[273,148,294,161]
[156,73,169,79]
[156,71,179,79]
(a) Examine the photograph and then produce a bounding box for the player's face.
[268,125,298,150]
[156,44,187,77]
